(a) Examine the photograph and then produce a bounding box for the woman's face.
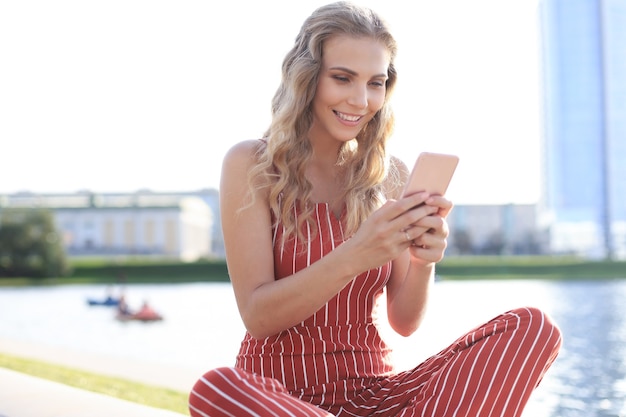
[309,35,390,145]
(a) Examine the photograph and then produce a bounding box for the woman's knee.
[510,306,562,353]
[189,367,237,414]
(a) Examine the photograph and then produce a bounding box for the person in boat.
[116,293,131,316]
[189,2,563,416]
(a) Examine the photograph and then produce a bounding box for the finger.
[424,196,454,218]
[396,203,438,230]
[391,192,430,219]
[413,222,449,247]
[411,221,448,250]
[401,224,430,245]
[413,225,448,249]
[405,225,429,239]
[393,205,439,244]
[406,213,444,237]
[414,231,446,250]
[409,244,446,263]
[425,195,452,208]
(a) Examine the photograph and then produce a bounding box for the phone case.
[402,152,459,197]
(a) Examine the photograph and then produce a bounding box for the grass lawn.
[435,255,626,280]
[1,256,625,287]
[0,353,188,414]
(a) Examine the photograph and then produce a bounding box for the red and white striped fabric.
[189,203,562,416]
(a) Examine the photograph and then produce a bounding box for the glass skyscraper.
[539,0,626,258]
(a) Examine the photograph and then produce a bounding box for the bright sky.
[0,0,542,204]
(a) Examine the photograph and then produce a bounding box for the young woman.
[189,2,562,416]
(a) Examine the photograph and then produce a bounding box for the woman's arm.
[385,158,454,337]
[221,141,432,339]
[221,141,356,338]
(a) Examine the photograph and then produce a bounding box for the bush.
[0,208,70,278]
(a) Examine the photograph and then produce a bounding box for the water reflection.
[0,279,625,416]
[546,281,626,416]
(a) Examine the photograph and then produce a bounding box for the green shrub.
[0,208,70,278]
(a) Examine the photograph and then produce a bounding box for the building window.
[124,220,136,249]
[144,219,155,247]
[104,219,115,247]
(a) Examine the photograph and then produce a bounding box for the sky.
[0,0,543,205]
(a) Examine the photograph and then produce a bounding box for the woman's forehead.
[322,35,391,76]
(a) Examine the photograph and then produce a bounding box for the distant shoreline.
[1,255,625,286]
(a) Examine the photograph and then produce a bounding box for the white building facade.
[2,191,214,261]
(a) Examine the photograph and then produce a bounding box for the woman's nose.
[347,84,368,109]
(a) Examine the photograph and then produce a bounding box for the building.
[538,0,626,258]
[145,188,224,257]
[446,204,542,255]
[1,189,548,258]
[0,190,215,261]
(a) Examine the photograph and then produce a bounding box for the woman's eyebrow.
[328,66,387,79]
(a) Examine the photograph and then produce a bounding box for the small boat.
[86,296,120,307]
[115,311,163,322]
[115,304,163,322]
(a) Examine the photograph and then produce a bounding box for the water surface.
[1,279,625,416]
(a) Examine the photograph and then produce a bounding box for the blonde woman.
[189,2,561,416]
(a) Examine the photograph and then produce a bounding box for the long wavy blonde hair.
[247,1,400,240]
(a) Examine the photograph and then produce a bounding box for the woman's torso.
[235,202,394,395]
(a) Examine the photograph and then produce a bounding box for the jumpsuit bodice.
[235,202,394,405]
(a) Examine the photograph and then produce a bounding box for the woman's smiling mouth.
[334,110,363,122]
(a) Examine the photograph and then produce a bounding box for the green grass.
[0,256,626,287]
[436,255,626,280]
[0,258,230,286]
[0,353,188,414]
[1,255,625,286]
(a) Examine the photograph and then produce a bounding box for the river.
[1,279,625,417]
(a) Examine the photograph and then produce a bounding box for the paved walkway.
[0,367,187,417]
[0,338,202,417]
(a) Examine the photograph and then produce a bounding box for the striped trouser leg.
[189,366,334,417]
[334,307,562,417]
[413,306,562,417]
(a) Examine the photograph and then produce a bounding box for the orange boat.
[116,301,163,322]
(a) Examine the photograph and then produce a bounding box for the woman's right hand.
[344,192,438,272]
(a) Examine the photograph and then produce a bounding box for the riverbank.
[0,337,197,393]
[437,255,626,280]
[0,367,187,417]
[0,338,191,416]
[1,255,625,286]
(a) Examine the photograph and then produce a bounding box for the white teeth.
[336,111,361,122]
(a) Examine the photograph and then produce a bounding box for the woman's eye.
[333,75,350,83]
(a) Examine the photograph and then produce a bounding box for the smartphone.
[402,152,459,198]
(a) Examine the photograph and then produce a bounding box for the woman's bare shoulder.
[384,155,410,199]
[220,139,269,202]
[224,139,266,163]
[390,155,409,176]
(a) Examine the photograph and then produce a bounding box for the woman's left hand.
[404,195,453,265]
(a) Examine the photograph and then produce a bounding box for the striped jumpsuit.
[189,203,562,417]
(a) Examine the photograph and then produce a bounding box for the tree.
[0,208,69,278]
[452,229,474,255]
[481,231,506,255]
